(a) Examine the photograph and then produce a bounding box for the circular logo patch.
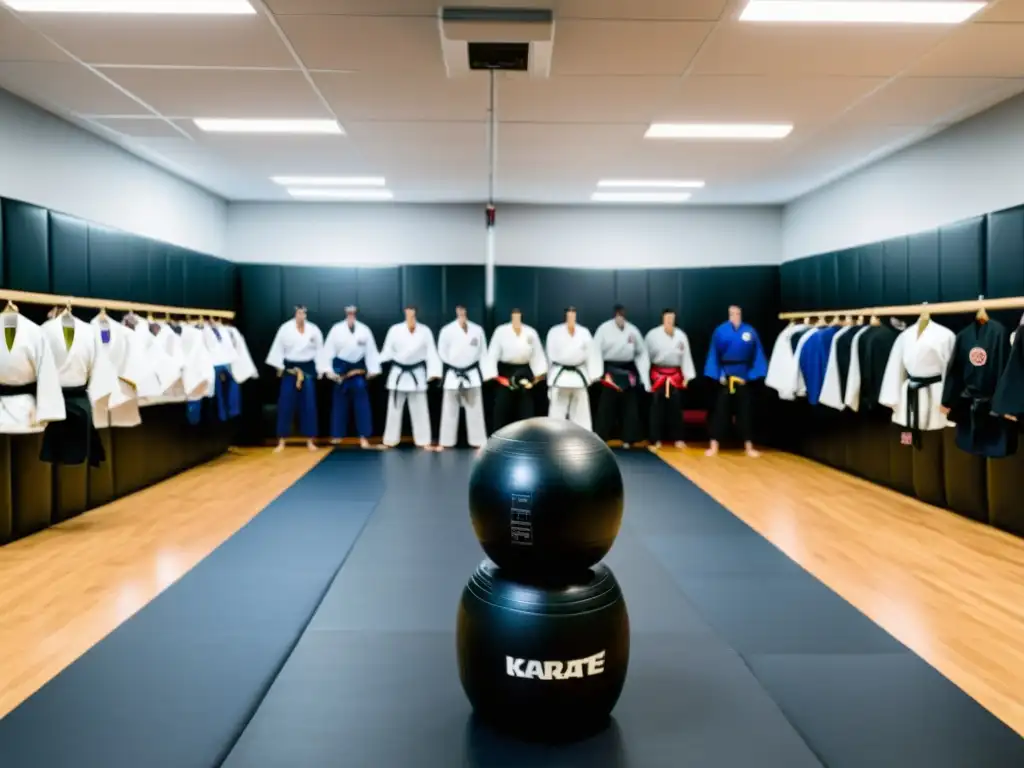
[628,334,635,344]
[677,341,686,351]
[741,332,752,342]
[969,346,987,367]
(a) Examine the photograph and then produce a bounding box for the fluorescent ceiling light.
[287,188,394,201]
[271,176,385,187]
[646,122,793,140]
[3,0,255,12]
[597,179,705,189]
[194,119,343,135]
[591,192,693,204]
[739,0,985,24]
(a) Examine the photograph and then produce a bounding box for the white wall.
[227,202,782,268]
[0,89,227,257]
[783,92,1024,261]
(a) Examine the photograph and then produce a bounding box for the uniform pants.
[277,373,318,438]
[331,375,372,439]
[709,383,753,443]
[493,386,534,431]
[649,386,685,443]
[549,387,592,431]
[595,386,642,443]
[384,390,432,447]
[440,387,487,448]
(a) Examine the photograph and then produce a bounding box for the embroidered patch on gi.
[969,347,987,367]
[470,337,479,346]
[741,332,752,342]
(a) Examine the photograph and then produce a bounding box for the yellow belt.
[728,376,744,394]
[283,367,306,389]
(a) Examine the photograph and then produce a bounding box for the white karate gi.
[91,315,152,428]
[380,322,442,447]
[180,324,216,404]
[316,320,381,378]
[595,319,651,390]
[266,319,323,371]
[643,326,696,384]
[0,313,66,433]
[818,326,856,411]
[226,326,259,385]
[842,327,874,411]
[485,322,548,378]
[879,320,956,431]
[437,319,495,448]
[765,323,806,399]
[545,322,603,430]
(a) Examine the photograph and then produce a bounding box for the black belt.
[605,361,637,390]
[63,385,89,399]
[551,363,587,389]
[0,383,35,397]
[445,363,481,398]
[497,361,533,391]
[907,374,942,448]
[393,360,427,405]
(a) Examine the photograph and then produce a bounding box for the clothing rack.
[778,295,1024,321]
[0,288,235,320]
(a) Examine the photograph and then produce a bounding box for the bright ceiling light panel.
[194,118,343,134]
[3,0,256,12]
[591,192,693,203]
[271,176,386,187]
[645,122,793,140]
[597,179,705,189]
[287,188,394,201]
[739,0,985,24]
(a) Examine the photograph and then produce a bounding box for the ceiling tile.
[267,0,727,19]
[22,14,295,68]
[693,22,952,77]
[847,76,1024,125]
[556,0,727,20]
[552,20,713,76]
[0,62,150,115]
[98,68,330,119]
[0,9,69,63]
[89,116,187,139]
[278,15,443,73]
[314,71,489,121]
[266,0,439,13]
[909,23,1024,77]
[974,0,1024,22]
[659,75,886,123]
[499,74,678,123]
[180,132,364,174]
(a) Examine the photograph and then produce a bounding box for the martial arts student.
[486,308,547,430]
[318,305,380,449]
[437,305,495,449]
[545,306,603,431]
[878,314,955,449]
[266,305,323,452]
[0,304,66,434]
[593,305,649,447]
[704,305,768,458]
[379,305,442,450]
[644,309,696,451]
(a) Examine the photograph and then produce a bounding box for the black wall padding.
[0,196,238,546]
[778,206,1024,539]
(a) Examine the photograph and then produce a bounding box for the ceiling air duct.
[439,6,555,78]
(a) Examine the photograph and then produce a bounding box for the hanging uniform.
[941,319,1015,457]
[879,321,956,448]
[486,322,547,430]
[593,319,649,444]
[799,325,841,406]
[437,319,494,448]
[845,325,896,412]
[770,327,817,400]
[0,313,66,434]
[182,324,217,426]
[226,326,258,386]
[318,319,381,441]
[204,324,241,421]
[704,321,769,444]
[140,323,187,406]
[133,320,183,407]
[818,325,860,410]
[91,315,152,429]
[39,315,106,466]
[993,325,1024,420]
[266,319,323,439]
[644,325,696,444]
[765,323,807,400]
[546,323,603,431]
[380,321,442,447]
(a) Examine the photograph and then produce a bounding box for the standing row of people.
[265,303,767,456]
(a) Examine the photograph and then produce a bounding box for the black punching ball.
[457,561,630,740]
[468,417,624,578]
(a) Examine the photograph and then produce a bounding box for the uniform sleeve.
[33,332,67,424]
[680,331,697,383]
[940,331,965,409]
[424,328,443,381]
[485,327,503,374]
[121,329,155,392]
[229,329,259,384]
[747,329,769,381]
[765,328,793,394]
[704,325,722,380]
[818,332,845,411]
[316,326,337,377]
[844,331,865,411]
[586,330,604,383]
[363,328,382,378]
[378,326,395,365]
[265,324,286,370]
[437,324,453,366]
[529,329,548,378]
[634,326,651,391]
[993,328,1024,418]
[478,328,497,381]
[878,330,908,411]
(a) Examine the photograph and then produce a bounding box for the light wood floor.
[658,445,1024,738]
[0,447,325,719]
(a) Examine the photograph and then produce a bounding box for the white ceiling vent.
[439,7,555,79]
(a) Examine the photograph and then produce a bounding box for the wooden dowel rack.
[0,288,235,320]
[779,295,1024,321]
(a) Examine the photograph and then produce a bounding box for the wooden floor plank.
[0,447,325,719]
[655,445,1024,738]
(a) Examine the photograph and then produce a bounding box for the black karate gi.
[941,319,1015,458]
[993,326,1024,421]
[40,387,106,466]
[856,325,898,411]
[492,362,536,430]
[595,362,643,444]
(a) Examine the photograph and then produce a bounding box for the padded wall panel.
[857,244,885,308]
[887,425,916,497]
[881,238,909,306]
[49,213,90,297]
[282,266,324,322]
[53,464,89,523]
[818,253,840,310]
[986,207,1024,299]
[87,227,133,300]
[402,265,443,332]
[0,438,10,543]
[442,265,485,323]
[987,451,1024,536]
[941,430,988,523]
[779,261,798,310]
[906,231,940,305]
[3,200,50,293]
[494,266,538,325]
[615,270,651,333]
[911,430,946,508]
[535,268,615,331]
[355,267,401,345]
[316,267,357,326]
[646,268,680,323]
[163,247,186,308]
[10,433,52,538]
[938,218,984,302]
[88,430,115,509]
[837,250,860,310]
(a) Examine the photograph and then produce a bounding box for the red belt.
[651,366,685,398]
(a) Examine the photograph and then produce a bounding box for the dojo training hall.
[2,0,1024,766]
